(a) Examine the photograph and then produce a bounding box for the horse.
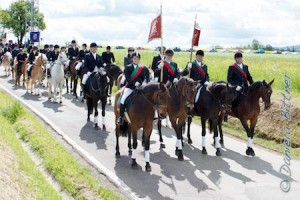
[216,80,274,156]
[2,52,12,76]
[186,81,239,156]
[25,54,48,94]
[47,52,69,103]
[65,59,77,95]
[105,64,123,105]
[85,68,109,130]
[15,59,28,86]
[114,82,169,172]
[11,57,18,80]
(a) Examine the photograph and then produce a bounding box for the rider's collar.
[164,59,171,63]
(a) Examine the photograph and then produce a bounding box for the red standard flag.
[192,23,201,46]
[148,15,162,42]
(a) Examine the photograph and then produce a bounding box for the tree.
[265,44,273,51]
[252,39,261,50]
[0,0,46,46]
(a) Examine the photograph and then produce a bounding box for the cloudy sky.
[1,0,299,48]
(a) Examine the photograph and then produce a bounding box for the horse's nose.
[159,113,166,119]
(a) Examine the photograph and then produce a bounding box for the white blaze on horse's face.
[58,52,69,66]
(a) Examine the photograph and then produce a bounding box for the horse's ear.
[226,83,229,88]
[159,82,164,91]
[269,79,274,85]
[262,80,266,85]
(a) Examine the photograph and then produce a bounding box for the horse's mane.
[248,81,263,92]
[141,82,161,93]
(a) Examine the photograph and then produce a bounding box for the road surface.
[0,68,299,200]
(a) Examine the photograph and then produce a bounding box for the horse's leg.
[128,128,132,156]
[187,114,193,144]
[74,77,78,99]
[93,100,98,129]
[65,78,69,94]
[248,117,258,156]
[115,126,121,158]
[212,118,222,156]
[201,117,208,155]
[59,83,62,103]
[131,129,138,170]
[240,118,254,156]
[172,117,184,161]
[142,130,145,147]
[218,114,224,147]
[101,98,107,131]
[158,117,165,148]
[108,83,112,105]
[144,126,152,172]
[86,97,91,122]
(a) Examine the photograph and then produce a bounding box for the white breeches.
[120,88,133,104]
[120,75,126,86]
[27,64,33,71]
[75,62,83,70]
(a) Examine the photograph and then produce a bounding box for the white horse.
[2,52,12,76]
[47,52,69,103]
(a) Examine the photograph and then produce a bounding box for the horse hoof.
[145,163,152,172]
[131,159,138,170]
[102,125,106,131]
[59,101,62,104]
[142,141,145,147]
[108,101,112,105]
[250,148,255,156]
[177,150,184,161]
[81,99,84,103]
[115,152,121,158]
[160,143,166,149]
[94,125,99,130]
[128,150,132,156]
[246,147,251,156]
[175,148,179,156]
[216,148,222,156]
[202,147,208,155]
[188,138,193,144]
[87,118,90,122]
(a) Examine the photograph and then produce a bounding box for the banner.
[30,32,40,43]
[192,23,201,46]
[148,15,162,42]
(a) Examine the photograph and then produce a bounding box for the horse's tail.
[209,118,213,134]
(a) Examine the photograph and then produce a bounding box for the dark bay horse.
[105,64,122,105]
[155,77,200,161]
[85,68,109,130]
[65,59,77,95]
[187,81,239,156]
[217,80,274,156]
[114,82,169,172]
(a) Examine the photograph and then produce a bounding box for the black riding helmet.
[196,50,204,56]
[165,49,174,56]
[54,44,60,49]
[132,52,141,59]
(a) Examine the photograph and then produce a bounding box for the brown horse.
[154,77,200,161]
[12,57,18,80]
[26,54,48,94]
[65,59,77,95]
[114,82,169,172]
[187,81,239,156]
[15,59,28,86]
[217,80,274,156]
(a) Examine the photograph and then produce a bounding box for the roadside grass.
[0,91,122,200]
[0,114,62,199]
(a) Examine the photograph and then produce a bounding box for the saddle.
[194,84,204,103]
[231,86,247,114]
[117,88,140,112]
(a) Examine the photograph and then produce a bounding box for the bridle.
[140,85,168,110]
[90,72,109,94]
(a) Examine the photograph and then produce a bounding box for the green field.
[102,49,300,97]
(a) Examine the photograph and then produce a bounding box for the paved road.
[0,68,299,200]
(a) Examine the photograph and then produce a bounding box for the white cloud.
[1,0,299,48]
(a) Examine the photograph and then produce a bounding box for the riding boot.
[75,69,80,79]
[117,104,125,125]
[27,70,31,80]
[224,114,228,122]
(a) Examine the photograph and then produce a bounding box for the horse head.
[176,77,199,108]
[261,79,274,110]
[57,52,69,67]
[94,68,109,96]
[154,82,169,118]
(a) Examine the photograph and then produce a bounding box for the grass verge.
[0,115,62,199]
[0,90,122,200]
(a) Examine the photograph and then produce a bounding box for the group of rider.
[3,39,254,124]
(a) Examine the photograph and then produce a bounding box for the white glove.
[103,63,107,67]
[204,81,209,86]
[173,78,179,83]
[106,76,110,83]
[236,86,242,91]
[135,82,141,87]
[158,62,164,69]
[113,62,116,64]
[72,56,76,59]
[187,62,192,70]
[87,71,92,76]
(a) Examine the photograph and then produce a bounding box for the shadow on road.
[42,99,63,113]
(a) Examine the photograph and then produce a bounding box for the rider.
[117,52,146,125]
[11,44,20,66]
[124,47,134,67]
[154,49,180,84]
[81,42,105,95]
[225,52,254,121]
[151,46,166,73]
[16,48,27,73]
[67,40,79,76]
[102,46,115,66]
[27,46,38,80]
[75,43,89,77]
[182,50,209,86]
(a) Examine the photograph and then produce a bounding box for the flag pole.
[189,14,197,62]
[160,4,164,83]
